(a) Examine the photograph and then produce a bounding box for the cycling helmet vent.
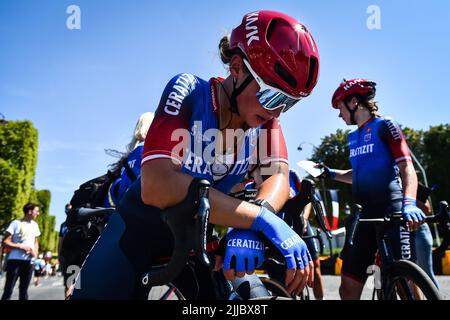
[275,62,297,89]
[266,19,278,42]
[305,57,318,89]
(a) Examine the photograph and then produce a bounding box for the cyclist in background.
[71,10,320,299]
[103,112,155,207]
[316,79,425,299]
[415,183,439,287]
[289,170,325,300]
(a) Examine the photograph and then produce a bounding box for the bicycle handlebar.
[348,201,449,246]
[285,179,333,239]
[141,179,212,288]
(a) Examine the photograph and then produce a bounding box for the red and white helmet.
[230,10,320,100]
[331,79,376,108]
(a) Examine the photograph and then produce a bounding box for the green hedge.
[0,120,58,252]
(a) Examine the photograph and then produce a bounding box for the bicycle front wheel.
[259,277,310,300]
[383,260,441,300]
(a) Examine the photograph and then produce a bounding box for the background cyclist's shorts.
[303,222,320,261]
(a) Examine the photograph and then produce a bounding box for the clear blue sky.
[1,0,449,228]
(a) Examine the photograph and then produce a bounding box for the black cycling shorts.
[303,223,320,261]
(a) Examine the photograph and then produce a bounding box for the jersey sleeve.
[142,73,198,166]
[34,222,41,238]
[380,117,412,164]
[5,220,18,236]
[289,170,302,192]
[258,118,289,165]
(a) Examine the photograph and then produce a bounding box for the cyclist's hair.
[108,112,154,173]
[126,112,154,153]
[346,94,380,117]
[23,203,39,214]
[219,35,248,73]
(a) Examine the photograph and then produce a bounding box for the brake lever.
[310,187,332,240]
[195,181,211,268]
[348,204,362,246]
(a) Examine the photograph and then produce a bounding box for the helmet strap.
[229,74,254,115]
[344,101,358,125]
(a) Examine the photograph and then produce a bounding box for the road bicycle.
[142,178,332,300]
[347,201,449,300]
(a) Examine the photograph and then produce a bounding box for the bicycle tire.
[383,260,441,300]
[259,277,291,298]
[148,284,186,300]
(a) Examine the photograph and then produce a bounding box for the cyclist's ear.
[229,55,245,79]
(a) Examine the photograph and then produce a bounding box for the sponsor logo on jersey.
[164,73,197,116]
[349,143,375,158]
[385,118,402,141]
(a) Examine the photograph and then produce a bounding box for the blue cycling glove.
[318,163,336,180]
[250,207,312,270]
[223,229,265,274]
[402,197,426,223]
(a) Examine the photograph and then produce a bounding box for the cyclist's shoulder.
[377,115,400,128]
[165,73,207,90]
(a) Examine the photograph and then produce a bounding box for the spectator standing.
[1,203,41,300]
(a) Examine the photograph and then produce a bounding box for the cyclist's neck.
[356,109,375,129]
[216,77,247,131]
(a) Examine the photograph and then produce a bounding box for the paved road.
[1,274,449,300]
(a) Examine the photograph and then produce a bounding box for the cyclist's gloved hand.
[223,229,265,279]
[250,207,313,295]
[317,162,336,180]
[402,197,426,230]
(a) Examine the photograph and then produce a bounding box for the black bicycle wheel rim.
[260,277,292,298]
[384,260,441,300]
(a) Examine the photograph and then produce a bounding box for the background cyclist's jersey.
[117,142,143,198]
[288,169,302,198]
[142,73,288,194]
[349,116,411,208]
[102,143,144,208]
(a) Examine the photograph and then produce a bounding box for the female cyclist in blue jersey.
[70,10,320,299]
[317,79,426,299]
[103,112,155,207]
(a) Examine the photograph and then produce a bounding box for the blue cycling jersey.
[288,169,302,197]
[103,143,144,208]
[117,142,143,198]
[348,116,411,208]
[142,73,288,194]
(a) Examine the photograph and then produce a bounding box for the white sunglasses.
[243,59,302,113]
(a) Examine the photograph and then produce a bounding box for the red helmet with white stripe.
[331,79,377,108]
[230,10,320,99]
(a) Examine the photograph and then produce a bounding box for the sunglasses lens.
[256,89,300,112]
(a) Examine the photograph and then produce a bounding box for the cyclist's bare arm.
[141,159,259,229]
[303,202,313,220]
[398,161,418,200]
[251,162,290,212]
[333,169,353,184]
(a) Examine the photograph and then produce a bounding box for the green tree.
[0,120,58,253]
[0,120,38,224]
[423,124,450,208]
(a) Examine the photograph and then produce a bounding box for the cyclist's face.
[237,77,282,128]
[336,99,357,125]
